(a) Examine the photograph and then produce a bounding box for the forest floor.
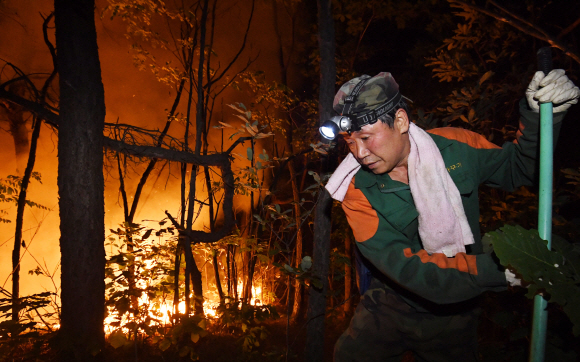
[93,312,351,362]
[184,312,352,362]
[186,290,579,362]
[5,290,579,361]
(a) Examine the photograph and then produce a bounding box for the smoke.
[0,0,59,300]
[0,0,301,309]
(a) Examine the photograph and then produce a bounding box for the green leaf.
[159,337,171,351]
[198,318,206,329]
[227,103,245,113]
[247,147,253,161]
[141,229,153,240]
[300,256,312,271]
[485,225,580,335]
[218,121,234,128]
[308,171,321,184]
[479,70,494,84]
[179,346,190,357]
[108,331,128,349]
[257,254,269,263]
[310,277,323,289]
[191,332,200,343]
[485,225,566,285]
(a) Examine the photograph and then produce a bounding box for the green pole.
[529,47,553,362]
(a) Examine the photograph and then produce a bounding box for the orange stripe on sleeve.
[513,121,525,146]
[403,248,478,275]
[342,179,379,242]
[428,128,500,150]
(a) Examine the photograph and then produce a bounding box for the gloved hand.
[526,69,579,112]
[505,268,523,287]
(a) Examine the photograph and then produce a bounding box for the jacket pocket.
[450,169,474,196]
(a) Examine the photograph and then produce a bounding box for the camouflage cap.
[333,72,401,115]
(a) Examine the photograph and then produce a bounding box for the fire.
[246,282,263,306]
[103,280,265,335]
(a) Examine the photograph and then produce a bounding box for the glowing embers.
[103,280,265,335]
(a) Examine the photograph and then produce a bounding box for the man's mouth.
[364,161,378,169]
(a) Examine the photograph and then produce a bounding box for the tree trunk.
[226,244,232,297]
[305,0,336,360]
[242,138,255,306]
[344,233,353,314]
[189,248,205,316]
[305,190,333,361]
[226,244,238,301]
[173,244,182,320]
[55,0,106,360]
[181,0,209,317]
[213,252,224,303]
[184,163,205,315]
[204,163,225,303]
[11,116,41,323]
[290,160,304,321]
[115,156,139,335]
[271,0,304,321]
[183,245,191,316]
[232,248,238,301]
[243,254,257,304]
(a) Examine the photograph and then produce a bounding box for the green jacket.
[342,99,564,310]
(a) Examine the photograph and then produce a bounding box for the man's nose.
[356,141,369,159]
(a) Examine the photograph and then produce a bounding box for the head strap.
[339,74,403,132]
[354,91,402,127]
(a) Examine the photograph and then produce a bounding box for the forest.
[0,0,579,361]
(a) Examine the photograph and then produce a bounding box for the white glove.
[505,269,522,287]
[526,69,579,112]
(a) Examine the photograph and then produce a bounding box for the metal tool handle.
[537,47,553,75]
[529,45,554,362]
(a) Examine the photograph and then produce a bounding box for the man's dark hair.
[378,100,409,128]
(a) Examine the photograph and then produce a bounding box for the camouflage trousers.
[334,285,481,362]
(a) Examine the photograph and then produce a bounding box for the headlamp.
[319,91,402,141]
[319,116,352,141]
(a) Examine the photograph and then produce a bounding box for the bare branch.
[1,79,242,244]
[558,15,580,38]
[127,77,186,221]
[450,0,580,65]
[225,136,252,154]
[0,87,59,126]
[205,0,255,89]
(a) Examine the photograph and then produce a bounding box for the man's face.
[344,110,410,175]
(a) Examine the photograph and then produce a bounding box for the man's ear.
[394,109,409,134]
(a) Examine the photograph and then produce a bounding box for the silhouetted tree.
[54,0,106,360]
[305,0,335,360]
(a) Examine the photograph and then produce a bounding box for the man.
[323,71,579,361]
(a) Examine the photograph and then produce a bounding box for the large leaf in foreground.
[483,225,580,335]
